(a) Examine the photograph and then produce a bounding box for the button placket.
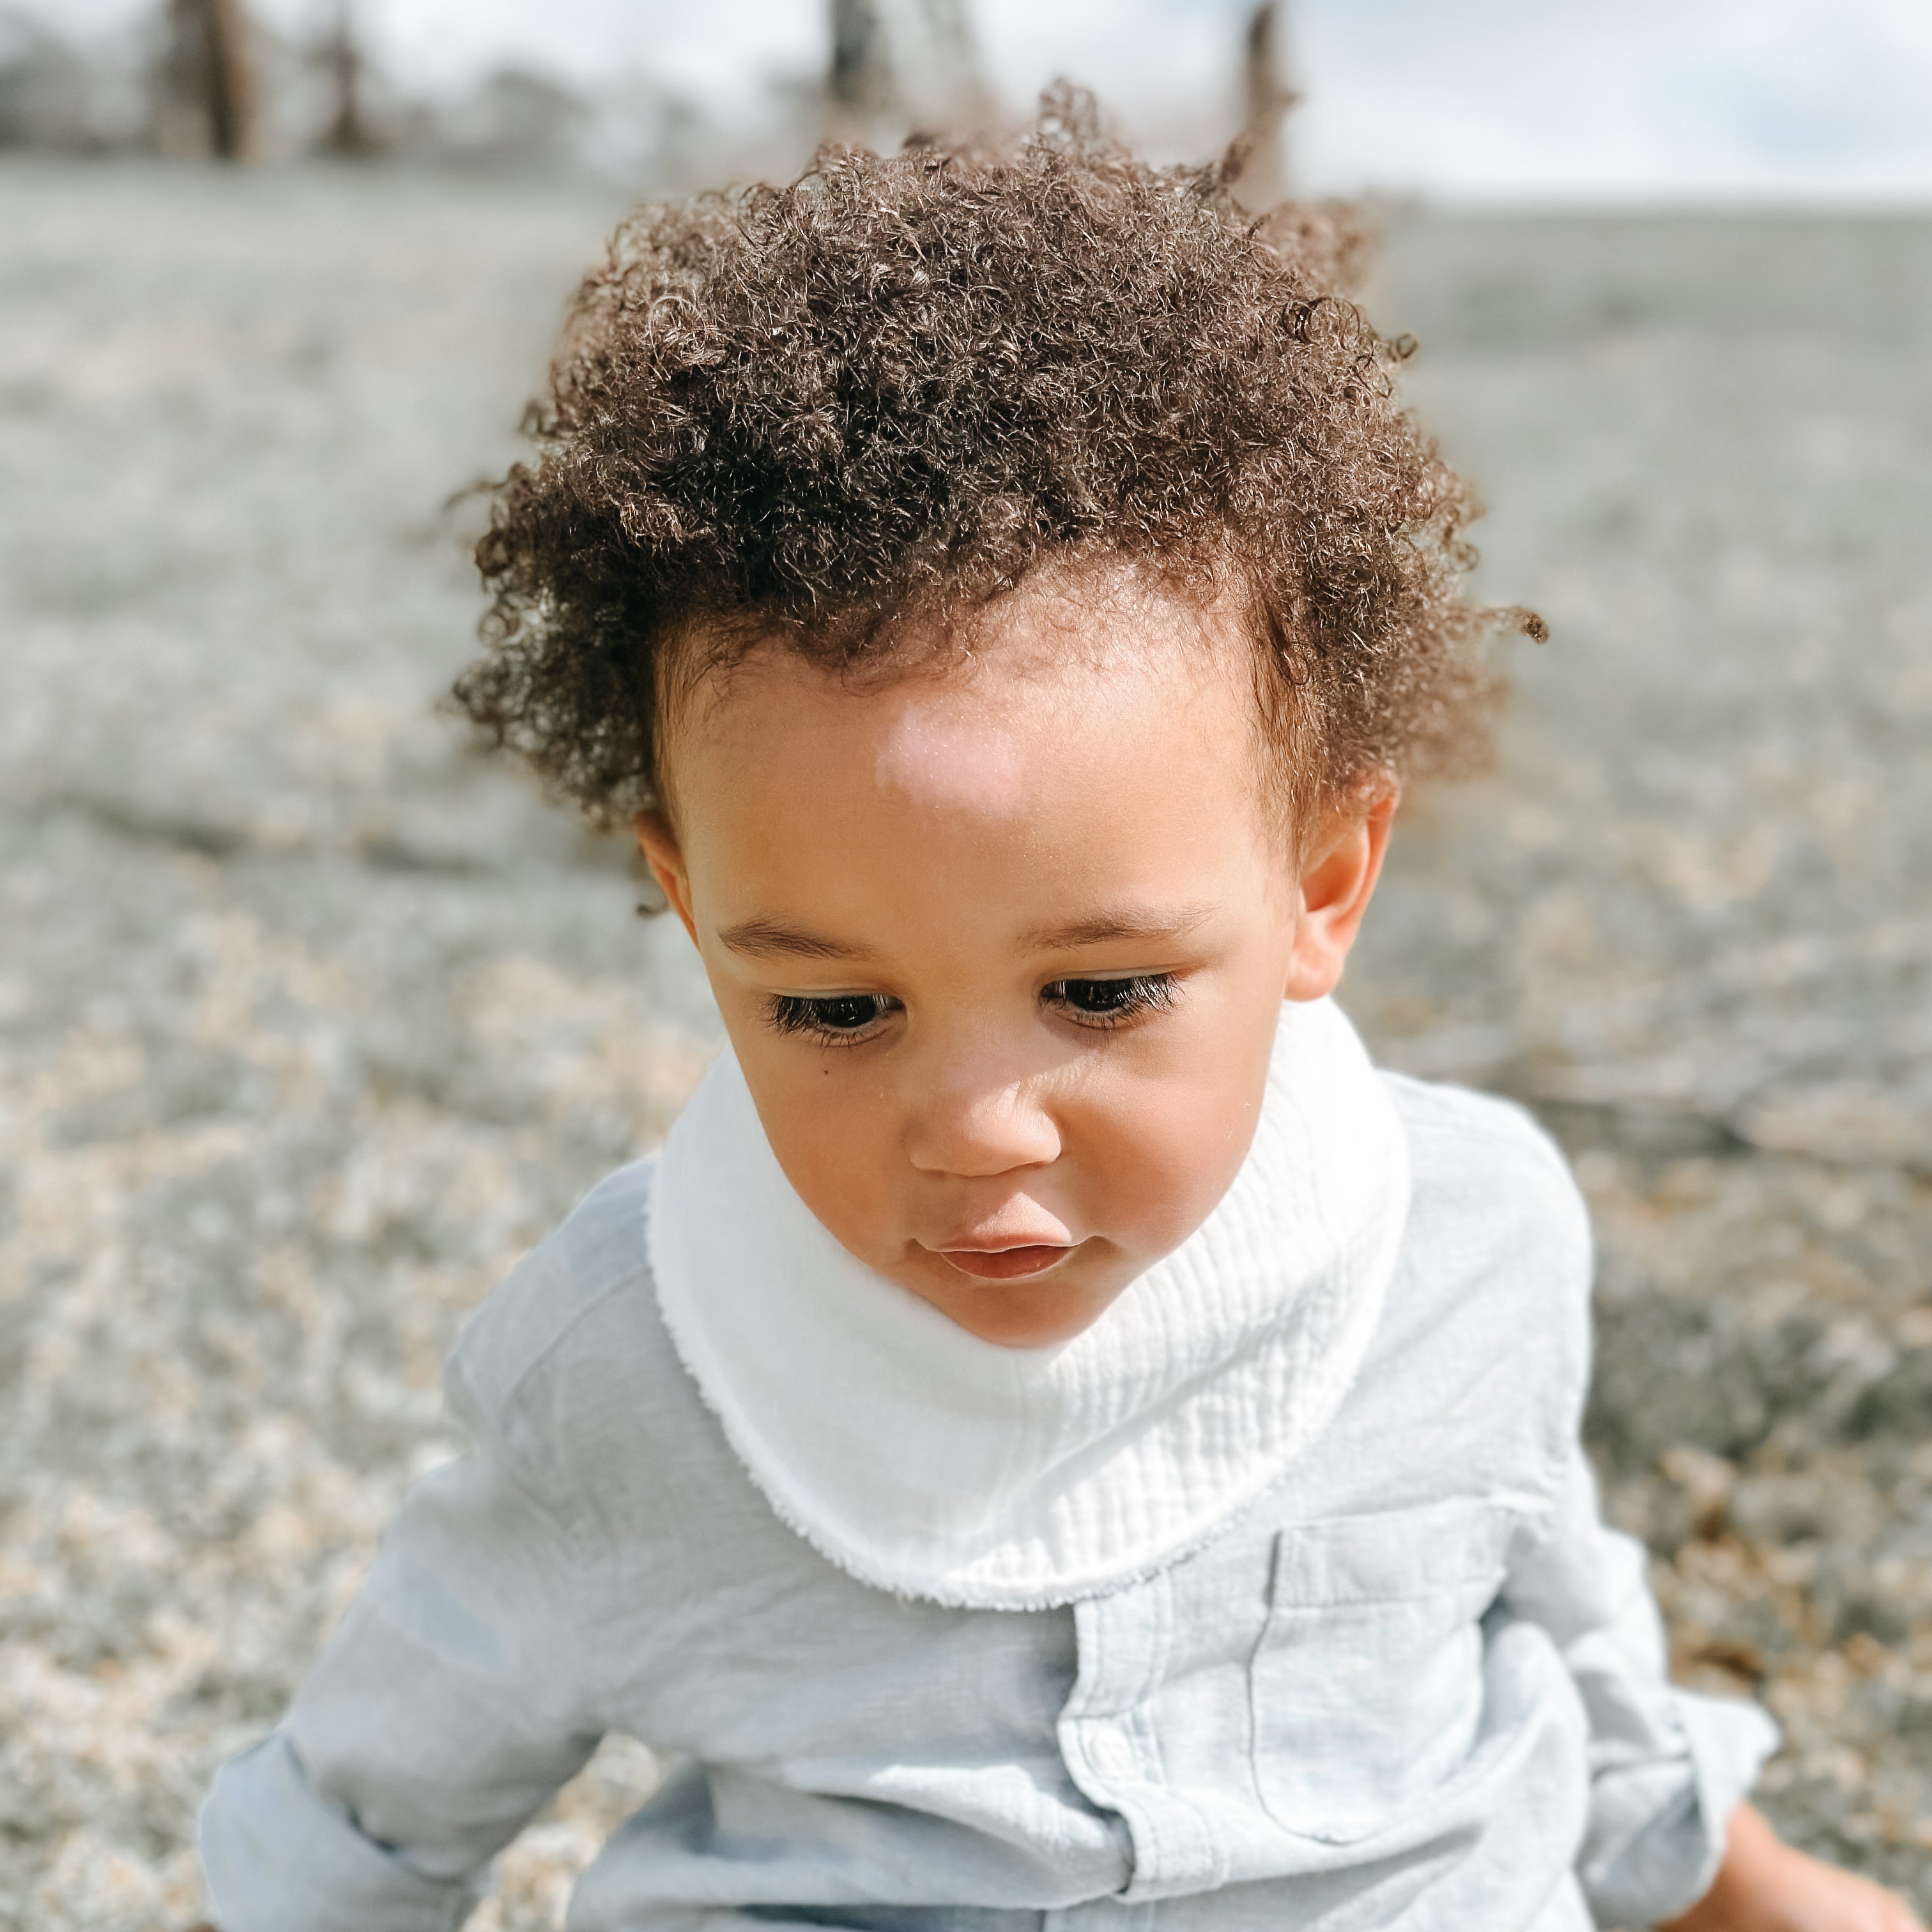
[1059,1572,1225,1901]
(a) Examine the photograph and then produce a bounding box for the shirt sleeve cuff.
[1579,1689,1781,1929]
[200,1731,485,1932]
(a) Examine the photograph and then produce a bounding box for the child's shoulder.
[447,1159,661,1425]
[440,1159,721,1531]
[1383,1069,1588,1255]
[440,1156,821,1598]
[1382,1070,1591,1321]
[1358,1071,1595,1481]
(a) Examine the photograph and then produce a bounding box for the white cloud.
[1292,0,1932,201]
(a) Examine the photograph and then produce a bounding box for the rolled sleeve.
[200,1347,606,1929]
[1504,1453,1779,1928]
[201,1730,483,1932]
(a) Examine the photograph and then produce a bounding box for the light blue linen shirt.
[201,1075,1777,1931]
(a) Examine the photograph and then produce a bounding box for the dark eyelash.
[1042,974,1178,1026]
[764,992,897,1043]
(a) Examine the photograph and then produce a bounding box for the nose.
[904,1069,1062,1179]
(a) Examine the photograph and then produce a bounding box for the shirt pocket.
[1247,1496,1514,1844]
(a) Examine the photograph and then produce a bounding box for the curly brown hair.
[453,91,1537,831]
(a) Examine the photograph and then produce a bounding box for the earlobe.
[634,811,700,944]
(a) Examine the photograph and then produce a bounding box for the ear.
[1284,779,1399,1002]
[634,811,699,946]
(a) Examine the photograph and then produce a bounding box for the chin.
[923,1275,1121,1350]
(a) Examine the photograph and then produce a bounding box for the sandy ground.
[0,160,1927,1928]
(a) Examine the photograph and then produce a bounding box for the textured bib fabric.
[647,996,1411,1609]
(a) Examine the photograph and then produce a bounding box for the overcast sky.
[34,0,1932,202]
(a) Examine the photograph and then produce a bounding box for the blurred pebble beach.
[0,158,1928,1926]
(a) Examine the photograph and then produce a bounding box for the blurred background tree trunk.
[827,0,893,143]
[319,1,374,157]
[826,0,990,147]
[157,0,259,160]
[1231,1,1297,210]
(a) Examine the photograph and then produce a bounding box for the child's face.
[640,575,1393,1348]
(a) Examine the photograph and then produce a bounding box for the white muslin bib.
[647,995,1411,1609]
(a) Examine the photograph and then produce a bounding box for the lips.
[937,1245,1073,1281]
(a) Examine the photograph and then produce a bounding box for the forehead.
[671,570,1268,812]
[661,576,1307,952]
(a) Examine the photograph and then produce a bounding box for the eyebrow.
[1018,902,1216,952]
[715,901,1216,963]
[715,917,881,963]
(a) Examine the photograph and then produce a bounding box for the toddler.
[201,99,1919,1932]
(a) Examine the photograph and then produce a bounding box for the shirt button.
[1089,1724,1135,1782]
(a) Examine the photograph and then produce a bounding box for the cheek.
[1064,1044,1271,1257]
[733,1039,906,1264]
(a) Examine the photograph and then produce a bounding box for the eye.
[765,992,900,1045]
[1042,974,1177,1027]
